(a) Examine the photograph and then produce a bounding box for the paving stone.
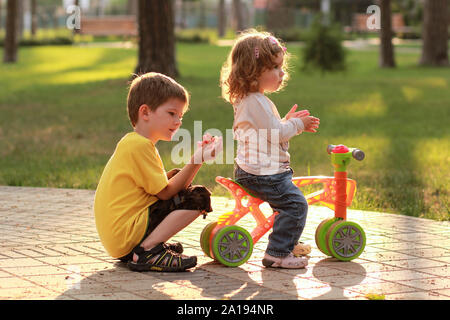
[0,286,60,299]
[0,186,448,300]
[69,291,147,300]
[384,290,450,300]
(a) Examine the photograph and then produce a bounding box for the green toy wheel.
[326,220,366,261]
[315,217,340,256]
[212,225,253,267]
[200,221,217,258]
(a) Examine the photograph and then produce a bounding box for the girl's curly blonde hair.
[220,29,291,105]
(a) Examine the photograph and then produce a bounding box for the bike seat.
[215,176,259,199]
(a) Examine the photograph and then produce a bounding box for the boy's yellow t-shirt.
[94,132,168,258]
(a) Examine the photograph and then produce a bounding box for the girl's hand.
[285,104,310,120]
[300,116,320,133]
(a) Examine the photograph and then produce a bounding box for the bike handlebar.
[351,148,365,161]
[327,144,365,161]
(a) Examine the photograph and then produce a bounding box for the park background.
[0,0,448,221]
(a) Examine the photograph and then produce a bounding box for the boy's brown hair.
[220,29,290,105]
[127,72,190,127]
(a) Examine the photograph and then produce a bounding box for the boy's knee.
[189,185,212,212]
[176,185,213,213]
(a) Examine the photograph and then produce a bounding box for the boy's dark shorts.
[118,185,212,262]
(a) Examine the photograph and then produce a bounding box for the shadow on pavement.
[311,258,367,299]
[55,256,366,300]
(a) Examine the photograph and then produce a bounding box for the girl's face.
[257,52,285,93]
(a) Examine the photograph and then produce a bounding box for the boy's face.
[146,98,186,143]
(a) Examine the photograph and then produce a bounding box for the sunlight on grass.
[334,92,387,117]
[0,44,449,220]
[415,77,447,88]
[28,47,105,73]
[48,68,130,84]
[401,86,423,102]
[26,47,136,84]
[412,138,450,220]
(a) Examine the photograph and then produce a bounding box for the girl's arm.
[283,104,310,121]
[246,97,304,143]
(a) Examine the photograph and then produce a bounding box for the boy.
[94,72,222,272]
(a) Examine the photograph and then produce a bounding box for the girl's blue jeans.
[234,165,308,257]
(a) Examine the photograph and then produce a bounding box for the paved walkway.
[0,186,449,300]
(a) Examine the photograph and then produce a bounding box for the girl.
[220,30,320,269]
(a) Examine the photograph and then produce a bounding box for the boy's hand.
[300,116,320,133]
[285,104,310,120]
[197,133,213,147]
[160,134,222,200]
[194,134,223,163]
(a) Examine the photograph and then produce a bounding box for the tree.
[266,0,295,32]
[31,0,38,37]
[419,0,449,66]
[134,0,178,78]
[232,0,245,33]
[217,0,226,37]
[379,0,395,68]
[3,0,19,63]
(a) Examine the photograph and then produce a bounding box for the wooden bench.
[351,13,407,33]
[79,16,137,36]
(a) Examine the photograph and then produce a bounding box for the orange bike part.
[292,175,356,215]
[211,175,357,252]
[212,177,277,247]
[334,171,348,220]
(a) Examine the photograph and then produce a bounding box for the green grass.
[0,43,448,221]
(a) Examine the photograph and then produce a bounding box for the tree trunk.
[232,0,244,33]
[17,0,24,41]
[217,0,226,37]
[180,0,187,29]
[0,1,2,32]
[379,0,395,68]
[3,0,19,63]
[420,0,449,66]
[198,0,207,29]
[134,0,178,78]
[31,0,37,37]
[266,0,294,31]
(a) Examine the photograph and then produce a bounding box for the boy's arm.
[156,136,222,201]
[156,161,201,200]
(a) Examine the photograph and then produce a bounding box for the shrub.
[0,36,73,47]
[273,28,303,42]
[302,18,346,72]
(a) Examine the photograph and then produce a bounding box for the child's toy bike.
[200,144,366,267]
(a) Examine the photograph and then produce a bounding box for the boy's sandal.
[119,242,183,263]
[127,242,197,272]
[165,242,184,254]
